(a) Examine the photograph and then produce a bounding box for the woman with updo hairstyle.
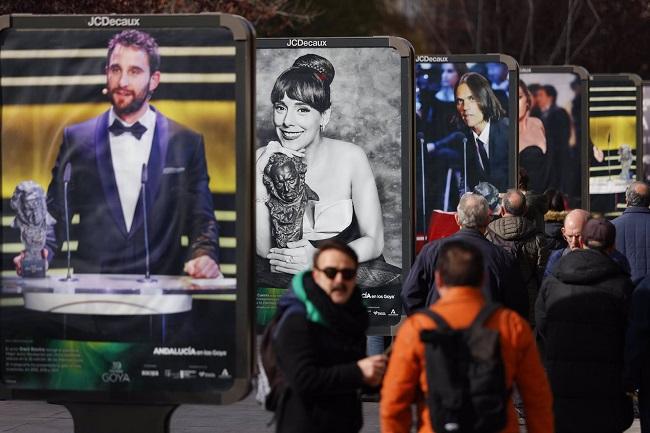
[518,79,551,194]
[256,54,389,286]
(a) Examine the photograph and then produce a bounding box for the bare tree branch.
[519,0,535,63]
[547,0,580,63]
[458,0,476,49]
[569,0,602,62]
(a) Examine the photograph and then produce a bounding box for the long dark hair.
[271,54,335,113]
[519,79,532,114]
[454,72,505,127]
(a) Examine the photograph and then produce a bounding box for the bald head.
[456,193,490,231]
[625,181,650,207]
[562,209,590,250]
[502,189,527,217]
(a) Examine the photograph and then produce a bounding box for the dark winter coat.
[544,247,632,280]
[612,206,650,283]
[625,274,650,431]
[273,272,368,433]
[401,228,528,319]
[535,248,634,433]
[486,215,549,326]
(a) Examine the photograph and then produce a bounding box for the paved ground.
[0,393,641,432]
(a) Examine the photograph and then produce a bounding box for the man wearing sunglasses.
[272,240,387,433]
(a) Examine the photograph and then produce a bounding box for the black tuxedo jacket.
[46,107,219,275]
[463,117,510,191]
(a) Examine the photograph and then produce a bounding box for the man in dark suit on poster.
[536,84,572,193]
[14,30,220,278]
[455,72,510,192]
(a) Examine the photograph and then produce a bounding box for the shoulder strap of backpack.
[417,308,451,331]
[271,303,306,340]
[470,303,501,329]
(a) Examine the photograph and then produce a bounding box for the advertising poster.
[415,55,518,249]
[255,38,414,333]
[0,14,254,403]
[520,66,589,209]
[589,74,642,217]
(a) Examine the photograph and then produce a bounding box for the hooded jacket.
[486,216,549,325]
[544,210,568,251]
[273,272,367,433]
[535,248,634,433]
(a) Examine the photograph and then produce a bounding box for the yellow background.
[1,101,236,198]
[589,116,637,151]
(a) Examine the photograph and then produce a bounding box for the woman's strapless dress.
[256,199,401,289]
[519,145,551,194]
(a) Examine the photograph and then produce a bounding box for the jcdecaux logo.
[87,16,141,27]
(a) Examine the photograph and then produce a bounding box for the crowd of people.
[261,179,650,433]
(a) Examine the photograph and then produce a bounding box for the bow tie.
[108,120,147,140]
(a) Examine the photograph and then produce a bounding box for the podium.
[1,274,238,433]
[1,273,237,342]
[2,273,236,315]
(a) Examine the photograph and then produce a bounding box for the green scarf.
[291,271,328,326]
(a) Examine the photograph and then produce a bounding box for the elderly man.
[612,181,650,283]
[402,192,527,319]
[272,240,387,433]
[536,218,634,433]
[544,208,631,279]
[543,209,590,278]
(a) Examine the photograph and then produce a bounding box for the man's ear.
[148,71,161,94]
[454,213,461,227]
[434,270,443,289]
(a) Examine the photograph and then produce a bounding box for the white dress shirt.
[108,107,156,232]
[472,120,491,170]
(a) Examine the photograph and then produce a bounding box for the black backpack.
[258,303,303,412]
[419,303,509,433]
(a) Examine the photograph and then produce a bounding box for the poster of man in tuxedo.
[0,14,254,403]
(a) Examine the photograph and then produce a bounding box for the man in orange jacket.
[381,240,554,433]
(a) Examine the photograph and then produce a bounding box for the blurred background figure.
[518,80,550,196]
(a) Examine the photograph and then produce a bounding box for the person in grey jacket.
[486,189,548,326]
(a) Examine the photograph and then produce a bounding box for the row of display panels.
[0,14,649,406]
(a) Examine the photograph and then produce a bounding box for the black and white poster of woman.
[255,41,410,329]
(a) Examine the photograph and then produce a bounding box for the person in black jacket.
[536,218,634,433]
[401,192,527,319]
[273,240,387,433]
[625,273,650,432]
